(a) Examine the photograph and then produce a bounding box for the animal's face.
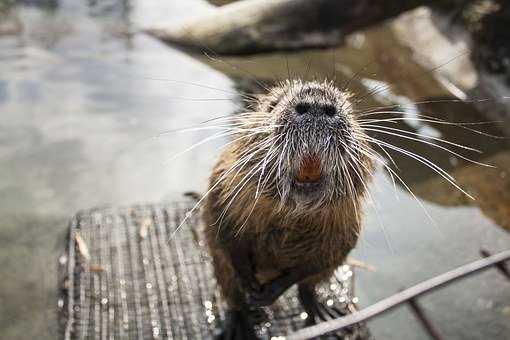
[248,80,373,210]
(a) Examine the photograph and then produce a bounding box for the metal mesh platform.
[57,201,372,340]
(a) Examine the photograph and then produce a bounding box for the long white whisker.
[219,150,279,229]
[360,126,491,167]
[353,142,438,229]
[354,97,501,116]
[356,133,474,200]
[356,114,503,138]
[214,136,282,226]
[170,136,276,240]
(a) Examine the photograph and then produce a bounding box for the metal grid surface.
[57,201,371,340]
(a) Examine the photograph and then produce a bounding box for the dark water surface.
[0,1,509,340]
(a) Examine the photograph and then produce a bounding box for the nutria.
[203,79,374,339]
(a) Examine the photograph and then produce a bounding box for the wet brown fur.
[203,80,374,309]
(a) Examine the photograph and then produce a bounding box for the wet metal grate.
[57,201,372,340]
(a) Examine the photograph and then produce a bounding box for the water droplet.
[300,312,308,320]
[330,283,337,290]
[352,297,359,304]
[146,283,153,289]
[59,256,67,265]
[326,299,334,306]
[57,299,64,308]
[153,327,160,337]
[101,298,108,305]
[204,300,213,309]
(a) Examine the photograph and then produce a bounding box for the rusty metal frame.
[59,204,372,340]
[287,248,510,340]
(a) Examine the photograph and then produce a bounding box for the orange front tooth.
[296,155,322,183]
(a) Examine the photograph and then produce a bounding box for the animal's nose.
[295,103,336,117]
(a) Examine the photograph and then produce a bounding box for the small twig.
[74,231,105,272]
[74,232,91,262]
[346,257,376,272]
[139,218,152,239]
[89,264,105,273]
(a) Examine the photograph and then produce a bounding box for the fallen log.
[145,0,434,55]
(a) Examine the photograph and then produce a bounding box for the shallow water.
[0,1,232,338]
[0,1,509,340]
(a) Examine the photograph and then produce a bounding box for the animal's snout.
[294,102,337,117]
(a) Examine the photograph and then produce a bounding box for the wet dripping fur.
[202,79,375,339]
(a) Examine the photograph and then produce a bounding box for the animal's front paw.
[246,282,284,307]
[214,310,258,340]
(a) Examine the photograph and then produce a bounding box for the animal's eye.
[323,104,336,117]
[295,103,310,115]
